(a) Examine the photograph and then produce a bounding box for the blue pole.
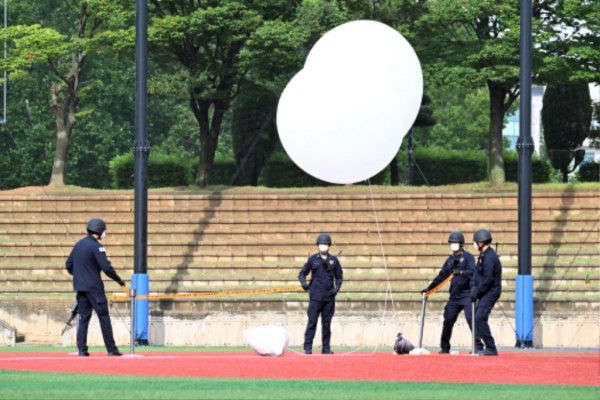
[516,0,534,348]
[132,273,149,343]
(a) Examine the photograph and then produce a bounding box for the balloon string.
[410,154,457,230]
[366,179,396,354]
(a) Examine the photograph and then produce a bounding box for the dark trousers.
[76,291,118,353]
[473,293,499,351]
[304,299,335,352]
[441,297,473,351]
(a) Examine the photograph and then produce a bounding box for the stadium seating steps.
[0,187,598,313]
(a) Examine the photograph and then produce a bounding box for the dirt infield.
[0,350,598,386]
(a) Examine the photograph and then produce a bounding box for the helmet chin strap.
[477,242,489,252]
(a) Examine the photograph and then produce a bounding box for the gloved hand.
[471,287,478,301]
[420,288,428,294]
[118,279,126,287]
[301,282,310,291]
[330,288,338,297]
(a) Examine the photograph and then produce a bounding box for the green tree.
[541,82,592,182]
[391,93,437,185]
[147,0,307,187]
[65,54,136,188]
[2,0,133,186]
[231,83,279,186]
[412,0,599,185]
[415,86,490,151]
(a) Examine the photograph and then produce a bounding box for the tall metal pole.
[132,0,150,345]
[515,0,534,348]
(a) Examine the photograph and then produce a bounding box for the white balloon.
[276,20,423,185]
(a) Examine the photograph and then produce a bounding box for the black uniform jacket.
[471,247,502,299]
[425,250,475,300]
[66,235,123,292]
[298,252,343,302]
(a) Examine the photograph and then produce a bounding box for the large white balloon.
[276,20,423,184]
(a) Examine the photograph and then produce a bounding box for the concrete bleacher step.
[0,188,598,311]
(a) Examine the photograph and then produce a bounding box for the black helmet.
[86,218,106,235]
[316,233,332,245]
[473,229,492,243]
[447,231,464,244]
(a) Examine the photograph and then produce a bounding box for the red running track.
[0,350,598,386]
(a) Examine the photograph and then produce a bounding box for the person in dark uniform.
[421,231,475,354]
[66,218,126,357]
[298,233,343,355]
[470,229,502,356]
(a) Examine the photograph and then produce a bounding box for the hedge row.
[109,148,552,189]
[258,152,389,187]
[410,149,550,185]
[577,161,600,182]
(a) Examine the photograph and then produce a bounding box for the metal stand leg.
[417,294,427,348]
[129,288,136,356]
[471,300,477,356]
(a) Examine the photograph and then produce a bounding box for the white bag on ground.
[244,325,289,356]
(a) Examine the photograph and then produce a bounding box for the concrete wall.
[1,297,597,349]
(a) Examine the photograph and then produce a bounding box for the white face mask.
[473,241,479,251]
[318,244,329,253]
[101,231,107,239]
[450,243,460,252]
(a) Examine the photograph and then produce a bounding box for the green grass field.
[1,370,598,400]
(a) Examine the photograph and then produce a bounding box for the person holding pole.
[470,229,502,356]
[421,231,475,354]
[298,233,344,355]
[66,218,126,357]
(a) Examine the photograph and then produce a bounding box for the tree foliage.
[414,87,489,151]
[231,83,279,186]
[2,0,133,186]
[541,82,592,182]
[147,0,307,187]
[410,0,599,185]
[0,0,598,190]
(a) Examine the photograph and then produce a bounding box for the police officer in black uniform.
[470,229,502,356]
[66,218,125,357]
[421,231,475,354]
[298,233,343,355]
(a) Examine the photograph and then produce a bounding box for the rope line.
[365,179,396,354]
[108,285,304,302]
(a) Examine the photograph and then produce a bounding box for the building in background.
[503,83,600,163]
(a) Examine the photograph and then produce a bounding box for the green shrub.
[188,156,242,186]
[411,148,487,185]
[577,161,600,182]
[109,152,190,189]
[504,151,551,183]
[259,152,389,187]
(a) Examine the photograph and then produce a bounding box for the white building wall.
[503,83,600,163]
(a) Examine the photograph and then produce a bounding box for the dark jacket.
[66,235,123,292]
[471,247,502,299]
[425,250,475,300]
[298,252,343,302]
